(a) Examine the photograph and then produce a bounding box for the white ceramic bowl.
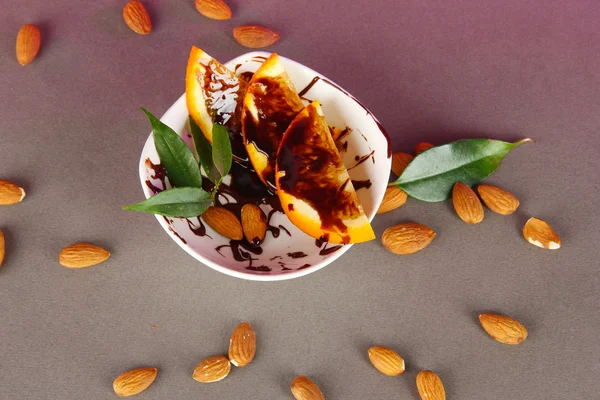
[138,52,391,281]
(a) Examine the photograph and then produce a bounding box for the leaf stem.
[210,177,223,203]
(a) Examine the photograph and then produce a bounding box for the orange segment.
[186,46,249,161]
[275,101,375,244]
[241,53,304,191]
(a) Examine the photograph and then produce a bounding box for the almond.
[477,184,519,215]
[522,217,561,250]
[228,322,256,367]
[414,142,434,155]
[452,182,484,224]
[0,229,5,269]
[368,346,405,376]
[0,180,26,205]
[195,0,232,20]
[59,243,110,268]
[16,24,41,66]
[241,204,267,245]
[382,223,436,255]
[391,152,414,176]
[290,376,325,400]
[377,186,408,214]
[233,25,280,48]
[479,312,528,344]
[202,206,243,240]
[113,367,157,397]
[193,356,231,383]
[123,0,152,35]
[416,370,446,400]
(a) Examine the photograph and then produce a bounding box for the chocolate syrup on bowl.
[145,159,167,194]
[287,251,307,259]
[351,179,372,190]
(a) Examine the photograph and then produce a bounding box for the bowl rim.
[137,51,389,281]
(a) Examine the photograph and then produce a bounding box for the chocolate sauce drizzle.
[287,251,307,259]
[351,179,372,190]
[348,150,376,170]
[315,235,343,256]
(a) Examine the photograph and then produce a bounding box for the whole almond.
[477,184,519,215]
[241,204,267,245]
[113,367,158,397]
[59,243,110,268]
[382,223,436,255]
[414,142,434,155]
[290,376,325,400]
[195,0,232,20]
[16,24,41,66]
[416,370,446,400]
[228,322,256,367]
[377,186,408,214]
[123,0,152,35]
[0,229,5,269]
[391,152,414,176]
[202,206,243,240]
[522,217,561,249]
[233,25,280,48]
[479,313,528,344]
[368,346,405,376]
[193,356,231,383]
[0,180,26,205]
[452,182,484,224]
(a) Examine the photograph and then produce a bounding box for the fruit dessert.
[131,47,376,255]
[276,101,374,244]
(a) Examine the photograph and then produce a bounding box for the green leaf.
[123,187,212,217]
[141,108,203,189]
[212,123,232,177]
[393,138,532,202]
[189,117,220,183]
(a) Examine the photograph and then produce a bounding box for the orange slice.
[186,46,249,161]
[241,53,304,190]
[275,101,375,244]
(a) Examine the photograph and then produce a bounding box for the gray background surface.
[1,0,599,398]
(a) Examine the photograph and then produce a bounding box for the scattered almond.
[193,356,231,383]
[290,376,325,400]
[113,367,158,397]
[123,0,152,35]
[228,322,256,367]
[522,217,561,249]
[414,142,434,155]
[241,204,267,245]
[0,229,5,269]
[233,25,280,48]
[202,206,243,240]
[377,186,407,214]
[382,223,436,255]
[368,346,405,376]
[16,24,41,66]
[477,184,519,215]
[0,180,26,205]
[452,182,484,224]
[479,312,528,344]
[391,152,414,176]
[59,243,110,268]
[195,0,232,20]
[416,370,446,400]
